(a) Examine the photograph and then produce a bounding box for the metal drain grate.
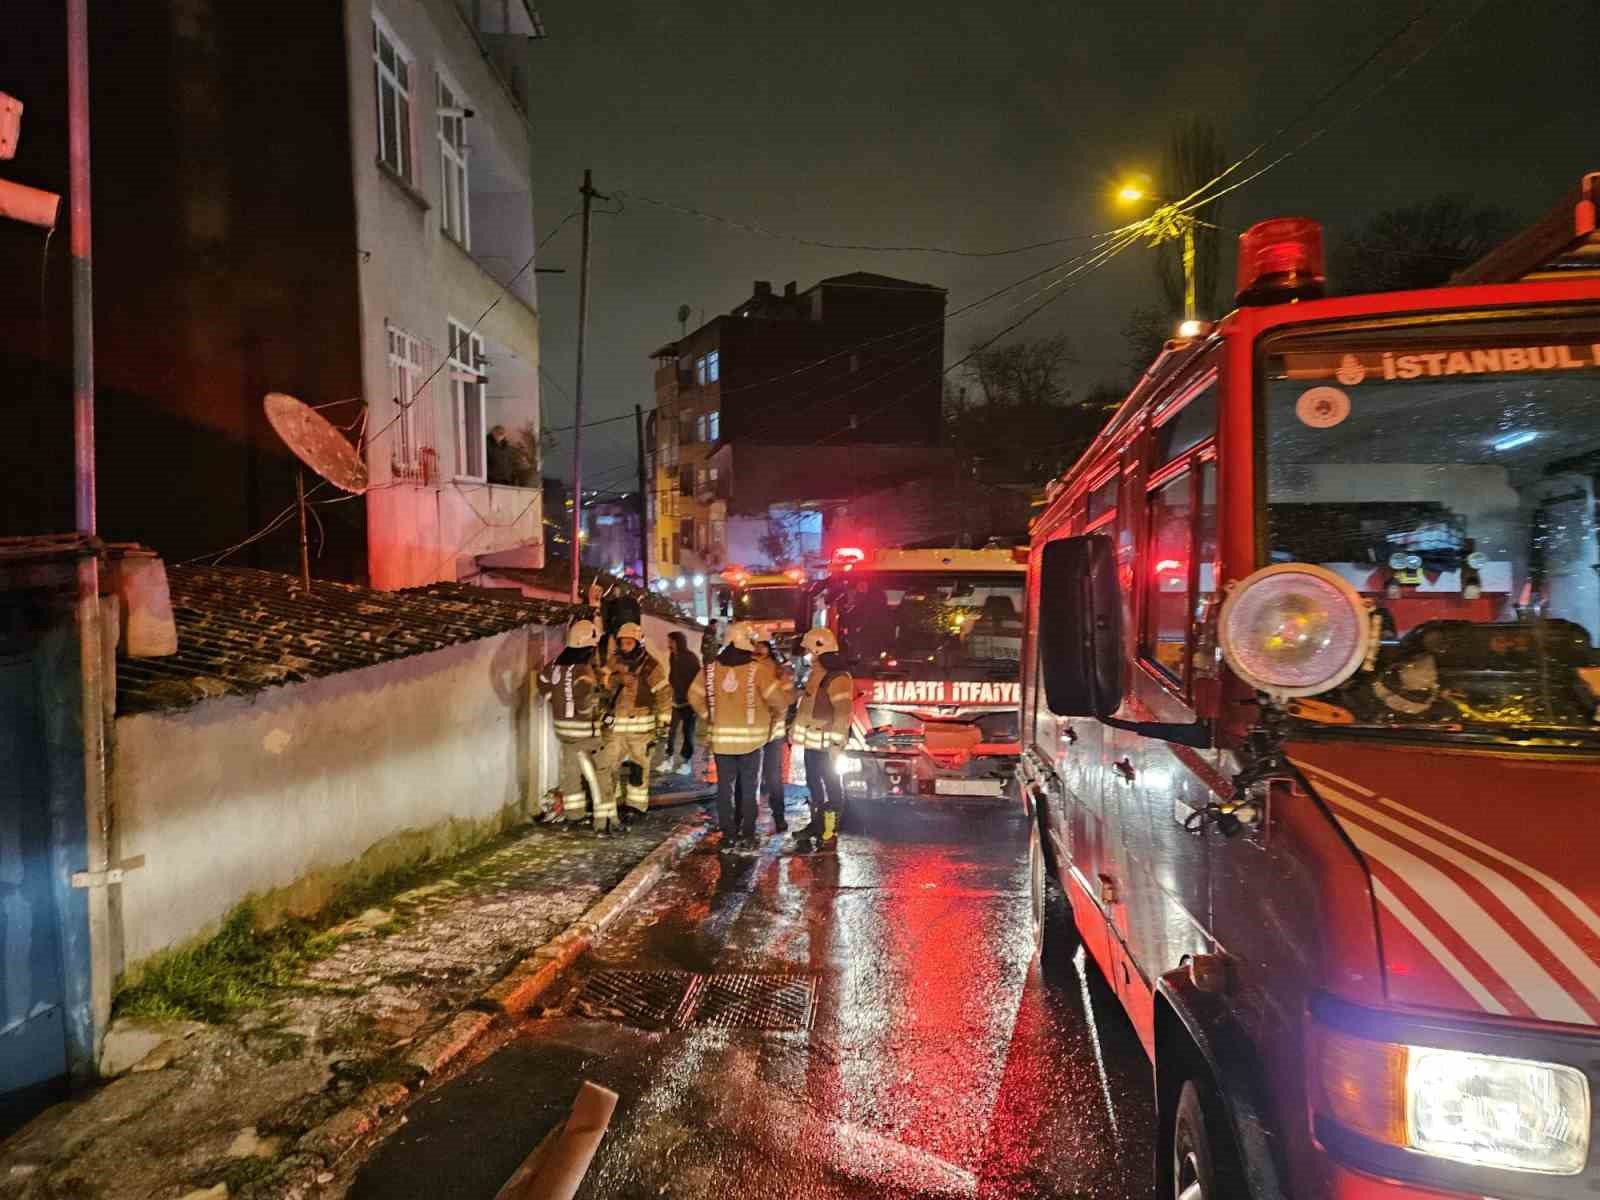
[689,973,818,1031]
[572,970,699,1029]
[573,970,816,1031]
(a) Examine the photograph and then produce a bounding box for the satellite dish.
[676,304,691,325]
[263,393,367,494]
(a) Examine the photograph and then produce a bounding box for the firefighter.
[688,620,788,850]
[790,626,853,853]
[535,619,615,833]
[602,621,671,826]
[746,630,797,833]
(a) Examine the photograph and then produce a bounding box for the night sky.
[526,0,1594,489]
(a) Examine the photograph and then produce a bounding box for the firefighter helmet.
[565,619,600,649]
[801,627,838,656]
[616,621,644,643]
[726,621,757,652]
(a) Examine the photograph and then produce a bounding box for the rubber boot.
[813,811,839,853]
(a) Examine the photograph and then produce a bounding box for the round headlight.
[1219,563,1372,697]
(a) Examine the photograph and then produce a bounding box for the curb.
[482,814,710,1014]
[284,812,712,1178]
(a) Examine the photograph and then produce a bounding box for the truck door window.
[1143,471,1194,685]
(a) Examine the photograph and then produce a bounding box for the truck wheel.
[1028,818,1045,959]
[1171,1078,1243,1200]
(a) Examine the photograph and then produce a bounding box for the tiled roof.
[116,566,577,715]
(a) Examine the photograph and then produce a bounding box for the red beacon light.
[833,547,866,564]
[1235,217,1325,307]
[783,566,805,583]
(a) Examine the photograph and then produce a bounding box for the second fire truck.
[808,546,1027,799]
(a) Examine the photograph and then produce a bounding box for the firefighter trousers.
[714,750,762,839]
[802,748,844,839]
[734,738,787,830]
[609,728,656,814]
[555,737,610,824]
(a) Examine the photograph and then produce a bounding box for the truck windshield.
[735,585,801,623]
[833,571,1025,673]
[1263,320,1600,737]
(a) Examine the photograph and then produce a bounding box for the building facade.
[648,273,947,615]
[0,0,545,590]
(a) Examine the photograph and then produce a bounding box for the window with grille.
[386,326,426,479]
[437,76,470,246]
[373,18,412,182]
[448,319,486,479]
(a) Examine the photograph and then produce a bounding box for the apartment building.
[648,273,948,615]
[0,0,545,589]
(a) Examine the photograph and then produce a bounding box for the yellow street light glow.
[1116,182,1146,204]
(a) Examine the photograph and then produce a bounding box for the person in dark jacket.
[663,631,701,774]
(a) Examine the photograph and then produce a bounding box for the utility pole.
[634,404,649,590]
[569,168,605,602]
[68,0,114,1066]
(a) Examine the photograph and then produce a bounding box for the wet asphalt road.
[351,794,1155,1199]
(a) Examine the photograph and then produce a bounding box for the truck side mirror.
[1039,533,1126,717]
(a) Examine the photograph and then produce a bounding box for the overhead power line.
[615,190,1104,258]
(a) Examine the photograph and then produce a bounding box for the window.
[679,465,693,496]
[1155,378,1217,465]
[697,414,708,442]
[706,351,720,382]
[1143,471,1194,685]
[680,414,695,444]
[447,319,486,479]
[695,356,707,385]
[437,76,469,246]
[680,518,696,551]
[373,19,412,182]
[707,410,720,441]
[386,326,425,478]
[1086,473,1119,525]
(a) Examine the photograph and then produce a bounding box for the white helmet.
[801,627,838,656]
[615,621,644,643]
[566,619,600,649]
[725,621,757,652]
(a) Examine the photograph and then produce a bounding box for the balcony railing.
[453,0,541,113]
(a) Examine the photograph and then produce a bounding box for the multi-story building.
[648,273,948,616]
[0,0,546,590]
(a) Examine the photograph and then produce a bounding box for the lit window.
[697,415,708,441]
[707,411,720,440]
[695,356,707,385]
[373,18,413,182]
[447,319,487,479]
[437,76,470,247]
[706,350,720,382]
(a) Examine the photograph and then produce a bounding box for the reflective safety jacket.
[605,647,671,736]
[537,652,604,742]
[689,648,789,756]
[760,659,797,744]
[791,658,854,751]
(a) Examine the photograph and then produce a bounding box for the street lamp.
[1115,177,1198,323]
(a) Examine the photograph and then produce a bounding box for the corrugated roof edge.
[116,566,581,716]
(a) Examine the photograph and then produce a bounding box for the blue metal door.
[0,651,69,1132]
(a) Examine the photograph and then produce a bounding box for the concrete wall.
[111,627,540,971]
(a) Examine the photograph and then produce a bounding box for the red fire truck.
[714,565,806,642]
[809,546,1027,798]
[1018,175,1600,1200]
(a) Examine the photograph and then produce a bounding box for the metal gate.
[0,650,69,1132]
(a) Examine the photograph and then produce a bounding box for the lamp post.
[1116,179,1198,323]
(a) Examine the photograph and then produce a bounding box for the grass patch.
[111,828,539,1024]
